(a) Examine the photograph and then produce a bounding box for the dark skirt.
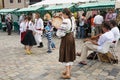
[21,30,36,46]
[59,32,76,62]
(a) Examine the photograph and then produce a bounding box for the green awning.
[0,8,18,13]
[78,1,115,10]
[43,4,74,11]
[16,6,43,12]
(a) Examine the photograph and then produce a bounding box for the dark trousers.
[80,26,85,38]
[7,26,12,35]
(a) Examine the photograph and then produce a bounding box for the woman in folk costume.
[34,13,44,48]
[20,16,36,55]
[57,8,76,79]
[20,16,28,49]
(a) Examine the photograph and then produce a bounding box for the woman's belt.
[36,29,42,31]
[36,29,43,31]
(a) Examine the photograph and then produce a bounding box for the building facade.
[0,0,4,9]
[2,0,42,9]
[29,0,42,5]
[3,0,29,8]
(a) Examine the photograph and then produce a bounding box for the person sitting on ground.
[77,22,114,65]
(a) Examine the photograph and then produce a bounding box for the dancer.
[20,16,36,55]
[34,13,44,48]
[56,8,76,79]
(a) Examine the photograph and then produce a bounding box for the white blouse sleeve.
[67,19,72,31]
[60,19,71,31]
[19,22,24,33]
[38,19,44,29]
[28,21,34,31]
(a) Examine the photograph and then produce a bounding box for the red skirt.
[21,31,26,41]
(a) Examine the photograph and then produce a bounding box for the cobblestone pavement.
[0,31,120,80]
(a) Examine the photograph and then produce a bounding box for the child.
[45,22,56,53]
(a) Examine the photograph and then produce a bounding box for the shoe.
[25,49,31,55]
[29,50,32,54]
[38,42,44,48]
[47,51,52,53]
[40,42,44,47]
[37,46,43,48]
[62,74,71,79]
[62,71,66,75]
[79,61,87,65]
[76,52,81,56]
[52,48,56,50]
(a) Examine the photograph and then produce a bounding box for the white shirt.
[94,15,103,25]
[111,27,120,41]
[112,13,117,20]
[20,21,28,33]
[34,18,44,29]
[105,13,113,21]
[79,16,86,26]
[56,18,72,37]
[60,18,71,32]
[20,21,34,32]
[28,21,34,31]
[97,31,114,50]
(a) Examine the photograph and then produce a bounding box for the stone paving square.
[0,31,120,80]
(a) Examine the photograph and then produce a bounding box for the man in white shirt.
[34,13,44,48]
[94,11,104,35]
[78,22,114,65]
[110,20,120,41]
[110,20,120,46]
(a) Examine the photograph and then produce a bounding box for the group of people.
[75,10,120,65]
[77,20,120,65]
[19,8,76,79]
[20,13,56,54]
[54,8,120,79]
[76,9,118,39]
[13,8,120,79]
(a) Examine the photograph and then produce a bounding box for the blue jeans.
[46,32,52,51]
[51,41,55,48]
[80,26,84,38]
[46,32,56,51]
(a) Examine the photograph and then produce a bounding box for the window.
[18,0,21,3]
[10,0,13,3]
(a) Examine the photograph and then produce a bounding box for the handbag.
[98,52,118,64]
